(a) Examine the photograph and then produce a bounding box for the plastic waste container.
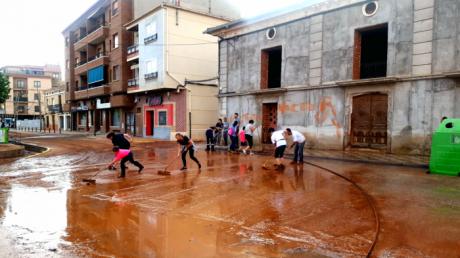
[0,128,9,144]
[429,118,460,176]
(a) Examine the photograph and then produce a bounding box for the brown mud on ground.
[0,134,459,257]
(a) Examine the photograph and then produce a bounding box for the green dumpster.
[0,128,9,144]
[429,118,460,176]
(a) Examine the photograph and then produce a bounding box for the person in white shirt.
[244,120,256,155]
[269,128,287,167]
[285,128,306,164]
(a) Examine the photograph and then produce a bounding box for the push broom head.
[82,178,96,184]
[157,170,171,176]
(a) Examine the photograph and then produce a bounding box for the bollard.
[59,128,62,134]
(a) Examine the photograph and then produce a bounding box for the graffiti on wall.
[278,96,342,138]
[225,96,342,138]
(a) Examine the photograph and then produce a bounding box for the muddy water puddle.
[0,138,376,257]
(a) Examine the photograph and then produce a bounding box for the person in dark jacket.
[205,126,216,151]
[176,133,201,170]
[106,131,132,149]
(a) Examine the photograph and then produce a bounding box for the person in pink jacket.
[108,146,144,178]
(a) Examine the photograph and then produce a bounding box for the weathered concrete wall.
[225,88,346,150]
[226,19,310,93]
[322,0,414,81]
[432,0,460,73]
[218,0,460,154]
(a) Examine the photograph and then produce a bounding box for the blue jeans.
[293,142,305,162]
[230,135,238,151]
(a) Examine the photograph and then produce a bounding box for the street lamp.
[34,82,43,131]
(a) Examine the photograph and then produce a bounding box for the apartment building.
[0,65,60,127]
[123,0,239,140]
[62,0,134,133]
[44,86,70,131]
[207,0,460,155]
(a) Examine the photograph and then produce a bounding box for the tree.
[0,72,11,105]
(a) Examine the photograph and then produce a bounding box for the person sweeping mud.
[107,146,144,178]
[175,133,202,171]
[269,128,287,168]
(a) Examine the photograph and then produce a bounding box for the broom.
[157,155,180,175]
[82,167,107,184]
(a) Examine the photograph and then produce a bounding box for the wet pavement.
[0,134,459,257]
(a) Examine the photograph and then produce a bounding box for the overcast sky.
[0,0,325,72]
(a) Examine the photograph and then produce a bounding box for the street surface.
[0,134,459,257]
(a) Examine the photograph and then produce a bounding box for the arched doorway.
[351,93,388,148]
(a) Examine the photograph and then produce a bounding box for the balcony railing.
[14,97,28,102]
[127,45,139,55]
[88,52,107,62]
[144,34,158,44]
[75,60,87,68]
[128,78,139,87]
[48,104,62,113]
[77,24,106,41]
[145,72,158,80]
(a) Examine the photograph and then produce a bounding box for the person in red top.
[238,126,249,154]
[108,146,144,178]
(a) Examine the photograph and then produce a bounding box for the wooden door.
[351,93,388,148]
[262,103,278,144]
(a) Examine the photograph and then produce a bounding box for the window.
[146,59,157,73]
[112,65,120,81]
[158,111,167,126]
[353,24,388,79]
[65,37,69,47]
[111,108,121,126]
[112,0,119,16]
[34,81,41,88]
[34,93,40,100]
[16,80,26,89]
[34,106,40,112]
[112,34,119,49]
[146,21,157,36]
[260,46,282,89]
[79,113,87,126]
[66,59,70,69]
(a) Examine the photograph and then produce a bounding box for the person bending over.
[108,146,144,178]
[175,133,201,171]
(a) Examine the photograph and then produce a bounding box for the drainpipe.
[164,6,184,87]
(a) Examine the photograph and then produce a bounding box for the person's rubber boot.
[138,165,144,174]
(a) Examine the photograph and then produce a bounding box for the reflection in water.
[3,185,68,251]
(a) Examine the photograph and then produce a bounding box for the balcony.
[74,85,110,100]
[145,72,158,80]
[128,78,139,88]
[48,104,62,113]
[75,52,109,75]
[111,95,134,108]
[127,45,139,61]
[14,97,29,102]
[74,25,109,51]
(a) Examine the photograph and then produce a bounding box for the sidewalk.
[202,144,429,168]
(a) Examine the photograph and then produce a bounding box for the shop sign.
[149,96,163,106]
[96,99,111,109]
